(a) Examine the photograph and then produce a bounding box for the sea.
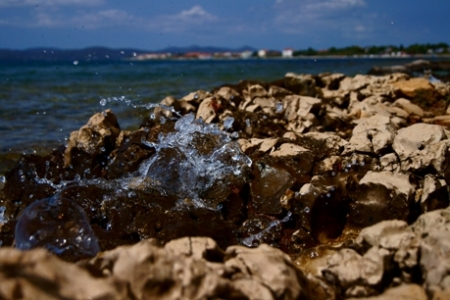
[0,57,429,174]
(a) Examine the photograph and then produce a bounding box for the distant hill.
[0,45,256,62]
[158,45,255,54]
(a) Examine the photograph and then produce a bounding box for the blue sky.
[0,0,449,50]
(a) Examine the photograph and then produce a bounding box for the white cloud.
[30,8,135,28]
[145,5,219,32]
[178,5,216,21]
[0,0,102,7]
[274,0,369,37]
[1,4,218,33]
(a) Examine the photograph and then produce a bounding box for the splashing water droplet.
[73,60,79,65]
[15,195,100,258]
[0,206,7,224]
[223,117,234,130]
[138,113,252,210]
[99,99,107,106]
[275,102,283,113]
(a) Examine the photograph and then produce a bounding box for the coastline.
[1,69,450,298]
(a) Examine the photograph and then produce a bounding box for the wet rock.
[284,73,318,96]
[250,160,295,215]
[349,171,414,227]
[64,109,120,168]
[348,115,396,155]
[196,96,220,123]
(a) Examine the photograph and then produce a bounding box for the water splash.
[238,212,292,247]
[137,113,252,210]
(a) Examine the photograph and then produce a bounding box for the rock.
[393,123,447,161]
[349,115,396,154]
[164,236,224,260]
[411,209,450,289]
[0,247,127,299]
[64,109,120,167]
[347,284,427,300]
[196,97,219,123]
[349,171,414,227]
[323,248,386,289]
[394,98,424,117]
[247,84,267,99]
[340,75,374,92]
[181,90,212,104]
[380,153,400,172]
[250,159,295,215]
[253,96,276,108]
[420,174,449,213]
[268,85,292,98]
[424,115,450,126]
[284,73,318,96]
[298,96,322,118]
[402,139,450,183]
[225,244,305,300]
[393,77,436,100]
[318,73,345,90]
[356,220,414,250]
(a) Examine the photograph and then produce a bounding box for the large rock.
[347,284,427,300]
[64,109,120,167]
[284,73,318,96]
[393,123,447,161]
[349,171,414,226]
[349,115,396,154]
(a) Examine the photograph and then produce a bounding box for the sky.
[0,0,449,50]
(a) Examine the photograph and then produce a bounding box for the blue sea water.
[0,57,424,173]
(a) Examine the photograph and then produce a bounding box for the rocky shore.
[1,70,450,299]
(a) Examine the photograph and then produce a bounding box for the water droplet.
[73,60,79,65]
[245,119,251,127]
[223,117,234,130]
[15,195,100,258]
[304,207,310,213]
[0,175,5,183]
[99,99,107,106]
[194,93,199,99]
[275,102,283,113]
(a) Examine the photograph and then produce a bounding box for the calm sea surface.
[0,57,424,173]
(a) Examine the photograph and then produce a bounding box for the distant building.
[240,50,253,59]
[282,48,294,58]
[258,49,267,58]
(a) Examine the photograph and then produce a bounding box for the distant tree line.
[292,42,449,56]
